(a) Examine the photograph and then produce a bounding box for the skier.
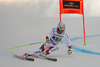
[24,22,72,57]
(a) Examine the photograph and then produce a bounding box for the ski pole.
[5,41,46,51]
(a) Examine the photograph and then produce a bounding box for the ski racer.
[24,22,72,57]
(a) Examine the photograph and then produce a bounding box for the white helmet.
[57,22,66,31]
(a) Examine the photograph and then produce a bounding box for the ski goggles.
[59,27,65,30]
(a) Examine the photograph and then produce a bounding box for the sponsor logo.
[63,1,80,9]
[69,2,74,5]
[61,24,65,27]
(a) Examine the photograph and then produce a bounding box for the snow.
[0,1,100,67]
[0,17,100,67]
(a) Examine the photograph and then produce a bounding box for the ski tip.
[53,59,57,61]
[32,58,34,61]
[25,58,34,61]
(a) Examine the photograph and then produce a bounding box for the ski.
[45,57,57,61]
[14,54,57,62]
[14,54,34,61]
[24,57,34,61]
[37,55,57,62]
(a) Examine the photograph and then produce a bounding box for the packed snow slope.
[0,0,100,67]
[0,17,100,67]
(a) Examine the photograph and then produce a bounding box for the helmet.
[57,22,66,33]
[57,22,66,31]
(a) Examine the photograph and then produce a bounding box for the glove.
[68,49,72,55]
[46,36,50,44]
[68,46,72,55]
[46,39,51,44]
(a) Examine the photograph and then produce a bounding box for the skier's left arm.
[64,33,72,55]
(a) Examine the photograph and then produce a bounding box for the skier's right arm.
[46,28,54,44]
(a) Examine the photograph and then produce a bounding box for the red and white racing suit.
[27,28,71,55]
